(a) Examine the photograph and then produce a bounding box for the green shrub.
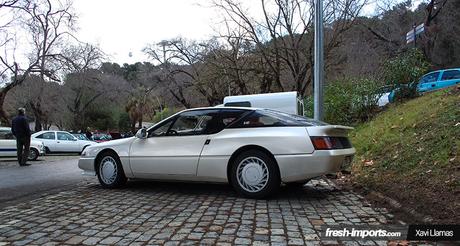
[152,107,179,123]
[118,111,131,132]
[382,48,430,101]
[304,78,382,125]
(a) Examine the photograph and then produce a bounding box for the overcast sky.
[73,0,422,65]
[74,0,220,64]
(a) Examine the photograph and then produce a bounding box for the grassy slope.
[350,87,459,224]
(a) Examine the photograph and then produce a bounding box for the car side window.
[419,72,440,84]
[229,110,309,128]
[0,130,15,139]
[37,132,55,140]
[230,111,282,128]
[441,70,460,80]
[167,110,220,136]
[219,109,248,127]
[149,118,175,137]
[57,132,74,141]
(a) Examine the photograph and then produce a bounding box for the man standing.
[11,108,31,166]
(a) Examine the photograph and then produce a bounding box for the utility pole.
[314,0,324,121]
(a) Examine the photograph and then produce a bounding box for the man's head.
[18,108,26,115]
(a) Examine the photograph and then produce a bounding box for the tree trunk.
[0,92,10,126]
[130,121,136,134]
[137,116,143,129]
[34,116,42,132]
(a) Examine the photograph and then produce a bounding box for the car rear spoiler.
[306,125,354,137]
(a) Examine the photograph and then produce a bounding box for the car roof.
[182,106,256,112]
[33,130,71,134]
[426,68,460,75]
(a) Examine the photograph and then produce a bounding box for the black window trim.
[148,108,252,137]
[228,109,324,129]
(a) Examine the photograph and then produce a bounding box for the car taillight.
[310,136,351,150]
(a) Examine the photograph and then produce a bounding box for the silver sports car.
[79,107,355,198]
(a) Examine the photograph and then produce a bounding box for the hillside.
[349,87,459,224]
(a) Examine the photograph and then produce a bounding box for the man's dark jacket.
[12,115,31,138]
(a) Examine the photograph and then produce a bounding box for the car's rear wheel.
[28,148,39,161]
[230,150,280,199]
[96,152,127,188]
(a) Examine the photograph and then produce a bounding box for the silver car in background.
[79,107,355,198]
[0,127,45,161]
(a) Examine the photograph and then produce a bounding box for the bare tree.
[421,0,449,62]
[0,0,77,128]
[0,0,38,125]
[144,40,196,107]
[213,0,368,95]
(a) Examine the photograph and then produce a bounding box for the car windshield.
[257,109,328,126]
[92,134,111,140]
[73,134,88,140]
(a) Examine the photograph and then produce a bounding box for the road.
[0,156,91,208]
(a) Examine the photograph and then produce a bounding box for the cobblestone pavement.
[0,178,407,245]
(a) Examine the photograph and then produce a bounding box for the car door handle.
[204,139,211,145]
[57,141,60,143]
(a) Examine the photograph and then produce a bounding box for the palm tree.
[125,86,156,133]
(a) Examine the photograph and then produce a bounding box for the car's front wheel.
[28,148,39,161]
[230,150,280,199]
[96,152,127,188]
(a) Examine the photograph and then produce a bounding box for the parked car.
[91,133,112,143]
[72,133,91,141]
[389,68,460,102]
[32,130,95,153]
[0,127,45,161]
[417,68,460,93]
[79,107,355,198]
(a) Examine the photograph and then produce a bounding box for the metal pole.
[413,23,417,48]
[314,0,324,121]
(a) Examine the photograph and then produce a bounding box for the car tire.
[96,152,127,188]
[28,148,39,161]
[230,149,280,199]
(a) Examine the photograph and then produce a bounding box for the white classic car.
[32,130,95,154]
[0,127,45,161]
[79,107,355,198]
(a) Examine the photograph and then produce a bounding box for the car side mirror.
[135,128,147,139]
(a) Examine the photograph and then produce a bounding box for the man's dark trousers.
[16,136,30,165]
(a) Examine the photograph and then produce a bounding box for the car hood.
[91,137,135,147]
[79,140,97,145]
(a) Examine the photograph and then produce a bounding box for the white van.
[223,91,305,116]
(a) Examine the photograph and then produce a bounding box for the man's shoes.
[19,163,31,166]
